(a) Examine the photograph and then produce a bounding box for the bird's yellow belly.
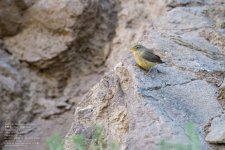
[134,53,156,70]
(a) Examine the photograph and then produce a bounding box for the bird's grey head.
[130,45,145,52]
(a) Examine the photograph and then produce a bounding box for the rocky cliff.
[0,0,225,150]
[65,0,225,150]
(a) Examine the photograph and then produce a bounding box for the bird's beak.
[130,47,135,52]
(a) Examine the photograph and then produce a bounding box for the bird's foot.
[148,68,158,79]
[148,65,166,79]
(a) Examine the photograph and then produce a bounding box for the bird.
[130,44,163,71]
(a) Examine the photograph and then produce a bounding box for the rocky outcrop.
[0,1,118,148]
[4,0,117,79]
[0,46,34,143]
[0,0,119,121]
[65,0,225,149]
[0,0,24,37]
[0,37,32,120]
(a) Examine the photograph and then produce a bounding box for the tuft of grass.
[90,124,105,150]
[72,134,86,150]
[160,121,201,150]
[47,132,65,150]
[47,122,199,150]
[47,125,119,150]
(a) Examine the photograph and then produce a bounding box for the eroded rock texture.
[0,0,119,121]
[0,0,119,148]
[0,0,23,37]
[65,0,225,149]
[4,0,117,76]
[205,113,225,144]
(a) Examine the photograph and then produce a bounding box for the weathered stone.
[166,0,204,8]
[200,29,225,53]
[0,48,28,124]
[0,0,23,37]
[65,1,225,149]
[65,58,224,149]
[154,7,214,32]
[140,30,225,73]
[205,113,225,144]
[65,71,129,150]
[4,0,118,79]
[4,0,96,66]
[203,5,225,29]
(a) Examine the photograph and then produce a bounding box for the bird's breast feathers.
[134,51,156,70]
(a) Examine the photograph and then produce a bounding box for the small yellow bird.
[130,45,163,70]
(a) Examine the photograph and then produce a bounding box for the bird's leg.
[148,67,158,79]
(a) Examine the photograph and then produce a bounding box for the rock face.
[0,0,23,37]
[205,113,225,144]
[4,0,117,78]
[65,0,225,150]
[0,0,225,149]
[0,0,119,121]
[106,0,166,68]
[0,0,118,148]
[0,46,30,147]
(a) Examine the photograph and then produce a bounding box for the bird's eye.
[136,45,140,49]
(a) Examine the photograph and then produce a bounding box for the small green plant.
[109,141,119,150]
[91,125,105,150]
[47,132,65,150]
[47,125,119,150]
[160,121,201,150]
[72,134,86,150]
[185,122,201,150]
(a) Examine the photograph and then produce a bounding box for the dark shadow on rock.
[25,0,120,93]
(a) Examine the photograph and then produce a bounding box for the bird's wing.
[141,50,163,63]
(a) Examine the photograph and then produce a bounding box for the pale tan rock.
[4,0,96,66]
[65,70,130,149]
[206,113,225,144]
[4,0,117,78]
[4,25,73,63]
